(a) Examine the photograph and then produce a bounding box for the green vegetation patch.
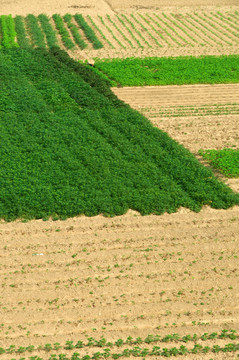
[199,149,239,178]
[0,48,238,221]
[94,55,239,86]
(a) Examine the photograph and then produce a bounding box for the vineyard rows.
[0,11,239,53]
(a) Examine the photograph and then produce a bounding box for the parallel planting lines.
[112,84,239,107]
[0,10,238,52]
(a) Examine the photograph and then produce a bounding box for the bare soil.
[0,207,239,359]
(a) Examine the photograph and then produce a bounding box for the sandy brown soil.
[1,0,238,16]
[70,8,239,60]
[0,207,239,359]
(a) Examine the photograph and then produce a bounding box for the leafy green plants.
[198,149,239,177]
[130,14,161,47]
[63,14,87,49]
[120,14,151,47]
[25,14,46,48]
[94,55,239,86]
[116,14,143,48]
[14,15,31,48]
[98,15,125,48]
[52,14,75,49]
[106,14,134,48]
[0,48,239,222]
[38,14,59,48]
[0,15,19,48]
[87,15,114,48]
[74,14,103,49]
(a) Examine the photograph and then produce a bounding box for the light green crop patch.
[199,149,239,178]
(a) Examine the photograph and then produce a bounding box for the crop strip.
[14,16,30,48]
[116,14,143,48]
[120,14,152,47]
[146,13,180,46]
[186,13,223,46]
[164,13,202,45]
[198,149,239,178]
[25,14,46,48]
[98,15,125,48]
[38,14,59,49]
[197,12,237,44]
[137,13,167,47]
[1,329,238,356]
[87,15,114,48]
[145,13,176,46]
[74,14,103,49]
[170,13,210,46]
[52,14,75,49]
[190,12,231,45]
[226,10,239,24]
[152,13,188,46]
[106,15,134,48]
[177,14,217,46]
[130,14,161,47]
[215,11,239,32]
[4,342,239,359]
[63,14,87,49]
[207,12,239,42]
[161,13,195,46]
[141,103,239,118]
[137,13,169,47]
[0,15,19,48]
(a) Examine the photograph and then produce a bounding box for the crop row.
[141,104,239,118]
[1,329,238,355]
[0,14,103,50]
[0,15,19,48]
[7,342,239,360]
[1,11,238,50]
[83,11,239,49]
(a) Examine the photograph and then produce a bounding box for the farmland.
[0,0,239,359]
[2,48,238,221]
[1,9,239,58]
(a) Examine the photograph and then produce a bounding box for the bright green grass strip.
[0,48,238,221]
[94,55,239,86]
[198,149,239,178]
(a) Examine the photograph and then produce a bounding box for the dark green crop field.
[94,55,239,86]
[0,48,238,221]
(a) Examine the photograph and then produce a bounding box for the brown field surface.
[1,0,239,359]
[0,207,239,359]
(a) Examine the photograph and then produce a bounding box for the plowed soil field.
[0,207,239,359]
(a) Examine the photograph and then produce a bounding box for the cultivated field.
[0,0,239,359]
[0,207,239,359]
[2,8,239,58]
[112,84,239,194]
